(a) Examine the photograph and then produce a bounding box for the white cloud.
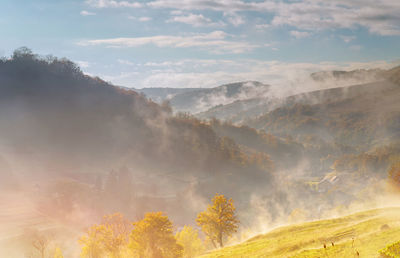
[269,0,400,36]
[84,0,400,35]
[139,16,152,22]
[144,61,183,67]
[117,59,135,65]
[77,31,258,54]
[340,35,356,43]
[167,13,225,27]
[224,12,245,26]
[76,61,91,68]
[170,10,183,15]
[145,0,400,36]
[103,58,396,90]
[290,30,311,39]
[85,0,142,8]
[80,10,96,16]
[255,23,271,30]
[147,0,257,12]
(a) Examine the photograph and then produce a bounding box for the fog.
[0,49,399,257]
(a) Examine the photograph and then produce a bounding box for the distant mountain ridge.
[135,81,270,114]
[135,87,202,103]
[169,81,270,113]
[310,68,384,82]
[197,67,399,122]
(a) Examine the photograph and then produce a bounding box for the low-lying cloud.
[95,58,398,91]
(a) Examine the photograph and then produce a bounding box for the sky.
[1,0,400,88]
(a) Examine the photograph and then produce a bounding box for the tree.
[79,225,108,258]
[175,226,205,258]
[53,247,64,258]
[196,194,239,248]
[29,229,50,258]
[79,213,132,258]
[12,46,35,60]
[129,212,183,258]
[379,240,400,257]
[389,162,400,189]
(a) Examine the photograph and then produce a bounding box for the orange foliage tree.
[79,213,132,258]
[389,162,400,189]
[129,212,183,258]
[196,194,239,248]
[176,226,205,258]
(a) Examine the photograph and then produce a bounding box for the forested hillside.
[0,49,277,255]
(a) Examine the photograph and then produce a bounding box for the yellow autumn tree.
[53,247,64,258]
[196,194,239,248]
[79,225,108,258]
[129,212,183,258]
[175,226,205,258]
[79,213,132,258]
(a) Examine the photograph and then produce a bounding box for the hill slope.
[0,48,277,229]
[135,87,202,103]
[198,68,398,123]
[248,80,400,149]
[168,81,270,113]
[202,207,400,258]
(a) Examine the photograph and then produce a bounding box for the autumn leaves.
[79,194,239,258]
[196,194,239,249]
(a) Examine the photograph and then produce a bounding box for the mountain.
[0,48,278,228]
[134,81,271,114]
[135,87,202,103]
[310,68,384,83]
[197,68,390,123]
[200,69,400,222]
[197,97,276,123]
[248,79,400,149]
[162,81,270,113]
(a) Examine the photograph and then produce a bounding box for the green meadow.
[202,207,400,258]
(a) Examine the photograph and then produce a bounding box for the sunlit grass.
[201,207,400,257]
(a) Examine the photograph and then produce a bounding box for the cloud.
[255,23,271,30]
[83,0,400,35]
[128,16,152,21]
[170,10,183,15]
[80,10,96,16]
[144,0,400,36]
[85,0,142,8]
[77,31,258,54]
[117,59,135,65]
[147,0,257,12]
[224,12,245,26]
[105,58,396,89]
[167,13,225,27]
[290,30,311,39]
[269,0,400,36]
[144,61,184,67]
[76,61,91,68]
[340,35,356,43]
[138,16,152,22]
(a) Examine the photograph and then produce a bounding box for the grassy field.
[201,207,400,258]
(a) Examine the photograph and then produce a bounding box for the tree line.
[77,193,239,258]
